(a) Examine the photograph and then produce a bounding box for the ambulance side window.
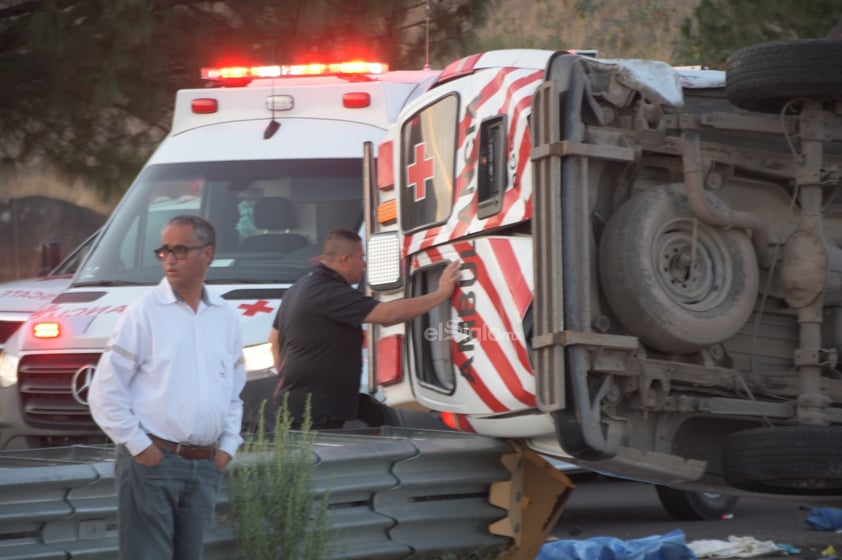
[409,263,455,394]
[477,116,507,219]
[399,95,458,233]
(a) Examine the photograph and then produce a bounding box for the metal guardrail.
[0,428,514,559]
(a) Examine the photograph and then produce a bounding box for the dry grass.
[476,0,697,62]
[1,166,117,215]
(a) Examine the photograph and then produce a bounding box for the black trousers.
[274,389,346,430]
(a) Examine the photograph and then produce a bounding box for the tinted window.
[409,263,455,393]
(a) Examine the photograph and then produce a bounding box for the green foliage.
[0,0,493,199]
[674,0,842,68]
[226,397,340,560]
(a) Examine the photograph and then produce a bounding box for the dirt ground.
[0,196,106,282]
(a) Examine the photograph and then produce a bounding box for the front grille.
[18,353,102,429]
[0,320,23,345]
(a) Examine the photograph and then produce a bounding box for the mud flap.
[489,442,575,559]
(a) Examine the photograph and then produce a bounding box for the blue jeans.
[115,445,223,559]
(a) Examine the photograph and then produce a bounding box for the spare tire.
[599,184,758,354]
[726,39,842,113]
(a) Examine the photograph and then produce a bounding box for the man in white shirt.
[89,215,246,559]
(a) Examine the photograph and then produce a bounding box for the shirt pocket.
[210,352,236,401]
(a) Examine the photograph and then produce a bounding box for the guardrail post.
[490,442,575,560]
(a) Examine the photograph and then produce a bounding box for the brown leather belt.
[148,434,215,460]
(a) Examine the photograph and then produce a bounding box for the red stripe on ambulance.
[454,241,534,407]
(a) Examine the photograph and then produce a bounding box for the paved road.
[549,474,841,559]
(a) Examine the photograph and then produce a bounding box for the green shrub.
[227,397,338,559]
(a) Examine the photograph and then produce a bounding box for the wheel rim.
[652,218,732,311]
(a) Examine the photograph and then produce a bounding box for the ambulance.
[0,229,99,353]
[364,42,842,503]
[0,60,440,449]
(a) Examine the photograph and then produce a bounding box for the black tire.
[599,184,759,354]
[723,426,842,495]
[655,486,738,521]
[726,39,842,113]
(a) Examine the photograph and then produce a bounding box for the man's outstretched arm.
[363,260,461,325]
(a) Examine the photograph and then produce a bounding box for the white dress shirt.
[89,278,246,457]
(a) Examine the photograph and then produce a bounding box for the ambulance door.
[397,73,538,420]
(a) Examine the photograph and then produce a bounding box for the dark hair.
[168,215,216,247]
[321,228,361,258]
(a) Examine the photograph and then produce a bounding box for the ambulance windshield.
[77,159,363,286]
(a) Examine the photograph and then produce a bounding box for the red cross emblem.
[238,299,274,316]
[406,142,434,202]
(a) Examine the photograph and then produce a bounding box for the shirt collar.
[156,277,223,306]
[314,262,345,283]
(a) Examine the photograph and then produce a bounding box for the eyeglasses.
[153,244,207,261]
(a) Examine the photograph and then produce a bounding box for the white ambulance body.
[366,45,842,500]
[0,62,440,449]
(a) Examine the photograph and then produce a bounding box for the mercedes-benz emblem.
[71,365,97,405]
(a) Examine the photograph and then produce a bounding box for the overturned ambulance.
[364,40,842,500]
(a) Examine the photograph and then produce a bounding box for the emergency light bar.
[201,61,389,81]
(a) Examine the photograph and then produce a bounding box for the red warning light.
[191,98,218,114]
[33,322,60,339]
[343,92,371,108]
[201,61,389,82]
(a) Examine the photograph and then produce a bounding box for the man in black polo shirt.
[270,228,460,429]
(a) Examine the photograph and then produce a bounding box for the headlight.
[0,352,19,388]
[242,342,275,380]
